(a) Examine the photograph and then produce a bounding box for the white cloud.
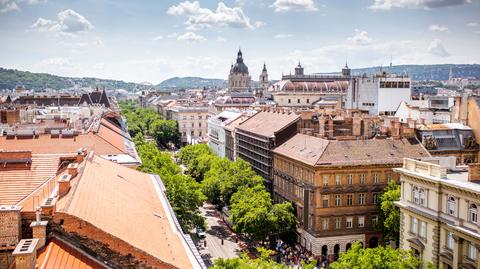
[216,36,227,42]
[467,22,478,27]
[271,0,317,12]
[429,24,448,32]
[428,39,450,57]
[254,21,266,28]
[30,9,93,36]
[167,32,178,38]
[274,33,292,39]
[177,31,206,42]
[348,29,372,45]
[0,1,19,13]
[369,0,471,11]
[152,35,163,41]
[167,1,256,30]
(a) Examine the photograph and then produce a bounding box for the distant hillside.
[350,64,480,81]
[0,67,143,91]
[157,76,226,89]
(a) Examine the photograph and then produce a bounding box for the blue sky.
[0,0,479,84]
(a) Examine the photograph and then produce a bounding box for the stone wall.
[0,251,14,269]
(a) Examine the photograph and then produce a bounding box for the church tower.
[342,61,351,77]
[228,49,251,92]
[259,62,269,91]
[295,61,304,76]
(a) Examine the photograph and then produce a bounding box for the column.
[452,235,464,269]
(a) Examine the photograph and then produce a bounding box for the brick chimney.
[75,148,87,163]
[12,239,38,269]
[468,163,480,183]
[67,163,78,177]
[40,196,57,216]
[0,205,22,250]
[29,207,47,248]
[57,174,72,197]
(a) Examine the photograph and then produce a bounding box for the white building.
[207,110,243,158]
[395,158,480,269]
[395,96,455,124]
[346,72,411,116]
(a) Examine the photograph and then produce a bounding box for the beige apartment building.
[166,106,209,145]
[395,159,480,269]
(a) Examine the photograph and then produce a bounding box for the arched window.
[419,188,425,206]
[470,204,478,224]
[448,197,456,216]
[413,187,419,204]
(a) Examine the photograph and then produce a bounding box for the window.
[191,131,194,136]
[446,232,454,250]
[323,175,329,186]
[347,194,353,206]
[468,243,477,261]
[470,204,478,224]
[372,193,378,205]
[191,122,194,127]
[359,193,365,205]
[322,218,329,230]
[360,174,366,184]
[335,175,341,185]
[447,197,456,216]
[199,115,202,120]
[347,174,353,185]
[297,99,300,104]
[199,131,202,136]
[387,173,392,183]
[322,195,329,208]
[419,221,426,239]
[372,215,378,227]
[199,122,202,127]
[419,188,426,206]
[373,173,379,184]
[190,115,194,120]
[307,98,310,103]
[346,217,353,229]
[413,187,419,204]
[335,195,341,207]
[358,216,365,228]
[335,218,341,229]
[411,217,418,234]
[288,99,291,104]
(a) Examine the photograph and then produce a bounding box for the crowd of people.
[274,239,331,269]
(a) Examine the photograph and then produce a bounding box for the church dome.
[230,49,249,74]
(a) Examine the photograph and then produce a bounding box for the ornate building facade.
[395,159,480,269]
[228,49,251,92]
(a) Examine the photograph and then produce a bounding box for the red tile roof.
[37,237,105,269]
[237,110,300,137]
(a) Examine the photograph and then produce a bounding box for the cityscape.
[1,1,480,269]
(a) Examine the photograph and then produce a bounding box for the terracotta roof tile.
[37,237,104,269]
[237,110,300,137]
[56,156,198,269]
[274,133,430,166]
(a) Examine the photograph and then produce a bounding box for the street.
[194,203,243,267]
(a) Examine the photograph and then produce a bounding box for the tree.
[330,243,420,269]
[177,144,214,181]
[149,119,180,148]
[230,185,296,242]
[379,181,401,242]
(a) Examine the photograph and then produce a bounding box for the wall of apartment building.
[273,154,400,257]
[396,160,480,269]
[467,97,480,146]
[272,93,340,107]
[173,110,209,143]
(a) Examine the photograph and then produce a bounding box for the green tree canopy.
[150,119,180,148]
[379,180,401,242]
[330,243,419,269]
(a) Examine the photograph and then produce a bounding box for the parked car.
[196,227,206,238]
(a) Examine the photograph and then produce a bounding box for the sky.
[0,0,479,84]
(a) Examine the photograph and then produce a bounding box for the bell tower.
[259,62,269,91]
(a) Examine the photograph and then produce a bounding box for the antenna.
[389,53,393,69]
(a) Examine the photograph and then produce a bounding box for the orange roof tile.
[0,133,123,155]
[56,156,198,269]
[0,154,61,206]
[37,237,104,269]
[237,110,300,137]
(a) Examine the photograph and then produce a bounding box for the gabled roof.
[237,110,300,138]
[56,155,201,269]
[274,133,430,166]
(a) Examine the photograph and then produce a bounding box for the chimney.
[67,163,78,177]
[353,116,362,137]
[57,174,72,197]
[40,197,57,216]
[12,239,39,269]
[468,163,480,183]
[29,207,47,248]
[75,148,87,163]
[0,205,22,250]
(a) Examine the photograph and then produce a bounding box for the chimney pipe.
[12,239,39,269]
[30,207,48,249]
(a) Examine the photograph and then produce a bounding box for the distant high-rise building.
[228,49,251,92]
